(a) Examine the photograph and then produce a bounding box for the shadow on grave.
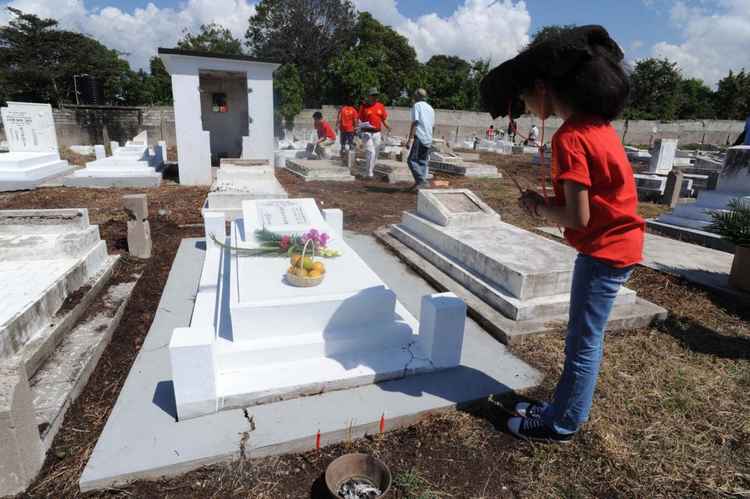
[153,380,178,421]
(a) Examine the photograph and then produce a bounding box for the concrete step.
[215,309,416,370]
[0,153,61,170]
[30,276,138,449]
[0,209,92,234]
[0,241,109,359]
[217,342,434,411]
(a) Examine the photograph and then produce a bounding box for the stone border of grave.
[374,226,667,344]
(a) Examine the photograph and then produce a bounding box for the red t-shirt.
[316,120,336,141]
[359,102,388,131]
[338,106,358,133]
[551,118,644,268]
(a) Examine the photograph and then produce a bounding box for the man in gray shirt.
[405,88,435,191]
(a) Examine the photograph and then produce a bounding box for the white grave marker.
[0,102,58,153]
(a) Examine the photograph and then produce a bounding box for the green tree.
[246,0,356,106]
[714,70,750,120]
[274,63,304,134]
[145,57,172,105]
[177,23,243,55]
[0,7,138,106]
[676,78,715,119]
[422,55,473,110]
[625,58,682,120]
[324,12,419,105]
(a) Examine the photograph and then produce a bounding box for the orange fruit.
[312,262,325,273]
[308,270,322,278]
[294,268,308,278]
[290,254,302,266]
[287,266,296,274]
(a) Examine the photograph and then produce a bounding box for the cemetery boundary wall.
[0,105,744,149]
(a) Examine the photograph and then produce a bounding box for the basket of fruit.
[286,239,326,287]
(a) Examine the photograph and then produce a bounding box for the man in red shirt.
[336,98,359,154]
[358,87,391,178]
[313,111,336,159]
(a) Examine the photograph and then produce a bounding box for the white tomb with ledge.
[169,198,466,420]
[0,102,73,192]
[63,131,165,188]
[654,146,750,233]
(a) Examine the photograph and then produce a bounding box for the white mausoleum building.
[158,49,280,186]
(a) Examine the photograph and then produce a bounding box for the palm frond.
[709,198,750,247]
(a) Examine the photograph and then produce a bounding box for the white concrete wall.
[244,66,276,163]
[169,70,212,186]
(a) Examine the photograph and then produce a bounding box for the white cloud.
[0,0,256,70]
[651,0,750,86]
[352,0,531,65]
[0,0,532,72]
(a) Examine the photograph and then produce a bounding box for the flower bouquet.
[209,228,342,258]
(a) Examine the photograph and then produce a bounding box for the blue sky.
[1,0,747,86]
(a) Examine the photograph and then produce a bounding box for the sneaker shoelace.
[527,404,543,418]
[521,416,545,432]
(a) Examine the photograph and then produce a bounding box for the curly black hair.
[481,25,630,122]
[312,111,323,120]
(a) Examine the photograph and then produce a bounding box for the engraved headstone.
[242,198,327,234]
[417,189,500,227]
[649,138,678,174]
[0,102,58,153]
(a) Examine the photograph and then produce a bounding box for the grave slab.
[428,159,500,178]
[388,189,660,327]
[203,163,289,220]
[79,236,541,492]
[652,145,750,241]
[536,227,746,303]
[285,159,355,182]
[63,130,163,188]
[0,103,73,192]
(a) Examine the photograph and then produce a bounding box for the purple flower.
[319,233,330,247]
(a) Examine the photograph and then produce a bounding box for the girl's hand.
[518,190,545,217]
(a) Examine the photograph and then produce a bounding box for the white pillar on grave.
[171,70,212,186]
[649,138,678,174]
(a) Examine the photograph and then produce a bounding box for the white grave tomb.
[169,198,466,420]
[286,158,355,182]
[63,131,163,188]
[654,146,750,232]
[159,49,280,185]
[390,189,648,322]
[202,158,289,220]
[0,102,73,191]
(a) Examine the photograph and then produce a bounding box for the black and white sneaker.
[514,401,545,419]
[507,416,574,444]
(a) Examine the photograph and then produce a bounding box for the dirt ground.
[3,153,748,498]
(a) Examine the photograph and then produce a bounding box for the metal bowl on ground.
[325,453,392,498]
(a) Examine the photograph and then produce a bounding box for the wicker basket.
[286,239,325,287]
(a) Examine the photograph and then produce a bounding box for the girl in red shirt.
[481,26,644,443]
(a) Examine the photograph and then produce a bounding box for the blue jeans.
[541,254,634,434]
[408,139,430,184]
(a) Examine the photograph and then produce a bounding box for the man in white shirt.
[405,88,435,191]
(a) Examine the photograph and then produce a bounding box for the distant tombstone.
[649,138,678,174]
[94,145,106,160]
[110,141,120,154]
[131,131,147,145]
[0,102,58,153]
[416,189,500,227]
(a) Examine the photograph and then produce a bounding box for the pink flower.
[279,235,291,250]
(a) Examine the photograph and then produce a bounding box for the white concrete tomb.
[0,102,73,191]
[169,198,466,420]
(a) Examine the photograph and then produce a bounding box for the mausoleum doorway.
[199,70,249,165]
